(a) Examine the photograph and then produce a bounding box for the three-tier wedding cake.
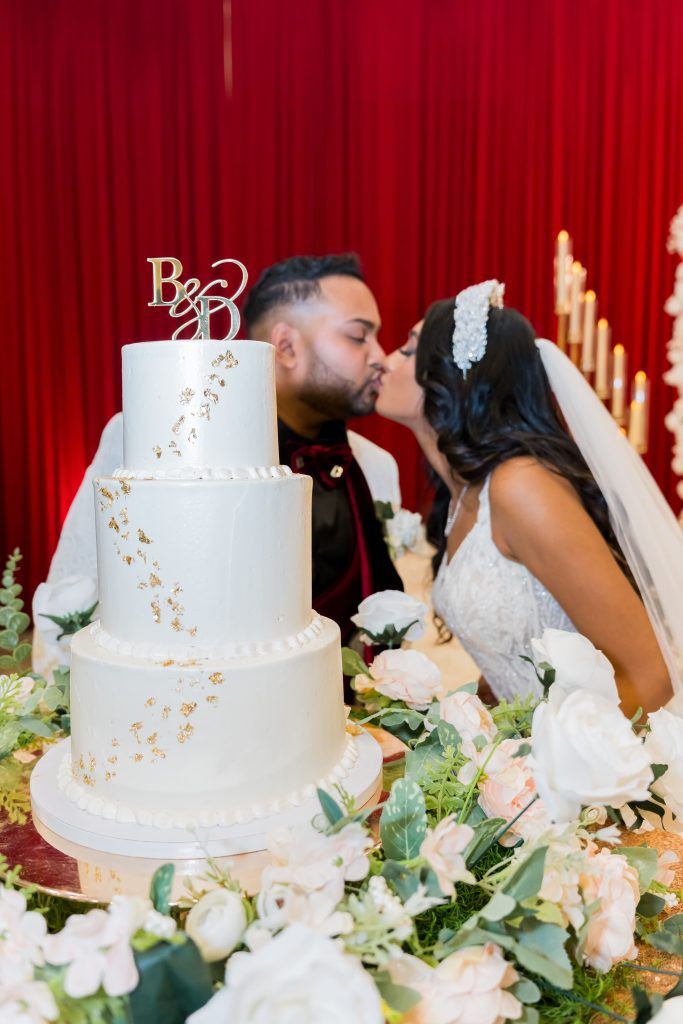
[31,338,381,856]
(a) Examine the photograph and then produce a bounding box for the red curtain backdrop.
[1,0,682,598]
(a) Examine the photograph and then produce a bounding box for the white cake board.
[31,735,383,860]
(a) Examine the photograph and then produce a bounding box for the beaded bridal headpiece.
[452,279,505,375]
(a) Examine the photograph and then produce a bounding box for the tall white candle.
[581,290,597,373]
[595,319,610,399]
[611,344,627,422]
[555,231,570,312]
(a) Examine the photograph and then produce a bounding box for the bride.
[376,280,679,716]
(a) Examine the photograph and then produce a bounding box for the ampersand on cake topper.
[147,257,248,340]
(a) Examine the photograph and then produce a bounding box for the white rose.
[420,816,475,897]
[0,886,48,970]
[187,925,383,1024]
[256,875,352,938]
[649,997,683,1023]
[388,943,522,1024]
[644,708,683,830]
[579,848,640,972]
[31,574,98,678]
[438,690,497,757]
[351,590,427,642]
[385,509,422,558]
[369,649,441,710]
[531,629,619,703]
[185,889,247,962]
[530,687,653,822]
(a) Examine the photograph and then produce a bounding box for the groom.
[44,254,402,646]
[244,253,403,642]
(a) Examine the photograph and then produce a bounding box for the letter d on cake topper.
[147,257,248,341]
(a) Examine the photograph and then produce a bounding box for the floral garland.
[665,204,683,522]
[1,565,682,1023]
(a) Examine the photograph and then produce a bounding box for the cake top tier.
[121,340,279,473]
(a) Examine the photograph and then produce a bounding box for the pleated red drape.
[1,0,682,598]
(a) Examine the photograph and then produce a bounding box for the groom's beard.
[299,350,382,421]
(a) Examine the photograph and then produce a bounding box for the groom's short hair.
[244,253,364,334]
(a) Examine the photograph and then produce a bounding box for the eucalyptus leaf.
[380,778,427,861]
[129,935,214,1024]
[381,859,421,901]
[317,787,344,825]
[637,892,666,918]
[12,643,32,664]
[465,817,507,866]
[7,612,30,635]
[620,845,659,893]
[437,719,461,750]
[8,599,23,611]
[0,608,12,627]
[373,971,421,1013]
[510,977,541,1004]
[0,656,17,671]
[42,685,64,711]
[645,913,683,956]
[341,647,370,680]
[149,864,175,915]
[503,846,548,903]
[405,731,444,782]
[512,921,572,990]
[0,629,19,651]
[479,891,517,922]
[17,716,55,739]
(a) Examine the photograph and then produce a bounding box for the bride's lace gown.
[432,476,576,702]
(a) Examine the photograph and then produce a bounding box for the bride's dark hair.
[416,298,631,584]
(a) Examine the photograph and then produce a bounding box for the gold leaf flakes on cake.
[130,721,142,736]
[151,747,166,760]
[133,753,144,763]
[203,388,219,405]
[208,374,226,387]
[180,702,197,717]
[196,402,211,421]
[166,598,184,615]
[138,528,152,544]
[211,353,224,367]
[187,427,197,445]
[89,755,96,771]
[123,555,134,566]
[120,507,129,526]
[225,349,238,368]
[99,487,115,508]
[82,774,95,787]
[170,616,182,632]
[176,723,194,743]
[152,445,162,459]
[171,583,183,596]
[172,415,186,435]
[208,672,224,686]
[145,697,156,707]
[149,573,162,588]
[105,770,115,782]
[121,479,131,495]
[179,387,195,405]
[107,755,118,764]
[111,738,120,748]
[161,705,171,720]
[153,560,160,569]
[137,548,148,564]
[151,599,161,624]
[168,440,182,457]
[146,732,158,745]
[188,626,197,637]
[78,754,85,771]
[108,517,120,533]
[137,581,148,590]
[206,695,218,705]
[161,660,174,668]
[121,531,130,541]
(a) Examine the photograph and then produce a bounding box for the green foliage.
[149,864,175,916]
[40,600,98,641]
[0,756,32,823]
[380,778,427,861]
[644,913,683,956]
[490,692,538,738]
[342,646,371,680]
[128,936,215,1024]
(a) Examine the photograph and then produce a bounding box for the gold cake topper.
[147,257,248,340]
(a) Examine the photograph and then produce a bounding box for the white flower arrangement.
[1,574,682,1024]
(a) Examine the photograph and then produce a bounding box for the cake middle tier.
[94,473,313,654]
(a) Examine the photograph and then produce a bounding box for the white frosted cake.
[58,339,360,830]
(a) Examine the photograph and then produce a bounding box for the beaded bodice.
[432,476,576,702]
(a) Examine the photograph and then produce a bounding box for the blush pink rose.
[579,846,640,972]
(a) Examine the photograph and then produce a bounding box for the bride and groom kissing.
[50,252,681,717]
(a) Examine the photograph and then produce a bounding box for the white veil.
[536,338,683,698]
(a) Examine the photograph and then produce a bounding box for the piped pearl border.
[58,735,359,829]
[88,616,325,661]
[113,465,294,481]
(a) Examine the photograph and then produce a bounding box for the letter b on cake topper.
[147,257,248,340]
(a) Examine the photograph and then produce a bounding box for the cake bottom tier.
[64,616,351,829]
